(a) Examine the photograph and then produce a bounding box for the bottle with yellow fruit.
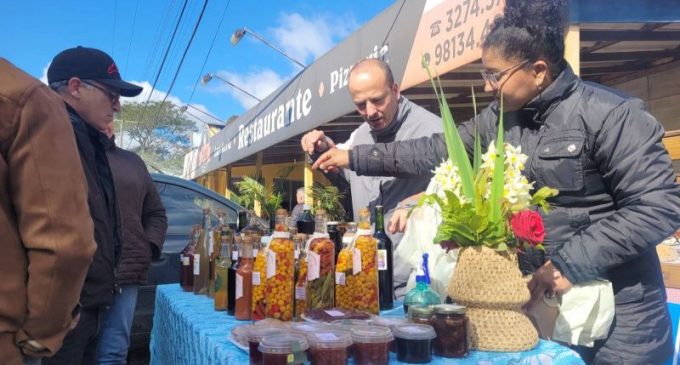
[350,208,379,314]
[265,209,295,321]
[335,222,357,310]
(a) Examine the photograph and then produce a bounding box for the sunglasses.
[81,80,120,103]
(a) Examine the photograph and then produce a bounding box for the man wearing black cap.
[46,46,142,365]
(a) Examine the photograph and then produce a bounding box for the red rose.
[510,211,545,246]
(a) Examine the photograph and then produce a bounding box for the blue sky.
[1,0,393,134]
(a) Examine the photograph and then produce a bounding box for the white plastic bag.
[552,279,615,347]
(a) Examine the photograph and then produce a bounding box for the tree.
[117,101,197,175]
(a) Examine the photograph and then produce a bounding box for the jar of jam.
[247,326,287,365]
[432,304,469,358]
[408,305,434,326]
[307,330,353,365]
[349,326,393,365]
[392,323,436,364]
[258,334,309,365]
[371,316,408,353]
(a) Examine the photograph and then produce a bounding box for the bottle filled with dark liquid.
[180,225,200,291]
[374,205,394,310]
[296,204,315,235]
[228,210,248,314]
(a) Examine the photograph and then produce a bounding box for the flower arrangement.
[419,63,558,251]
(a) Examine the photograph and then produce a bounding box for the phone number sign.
[401,0,505,90]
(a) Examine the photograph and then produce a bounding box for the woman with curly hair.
[313,1,679,363]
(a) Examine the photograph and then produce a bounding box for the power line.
[123,0,140,73]
[153,0,210,124]
[138,0,189,125]
[188,0,232,104]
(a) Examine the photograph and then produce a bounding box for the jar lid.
[258,334,309,354]
[307,330,353,349]
[393,323,437,340]
[247,326,286,342]
[290,322,329,335]
[371,316,408,329]
[326,221,339,226]
[330,319,371,327]
[409,305,434,316]
[349,325,394,344]
[433,304,467,315]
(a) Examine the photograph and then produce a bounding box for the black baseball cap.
[47,46,143,97]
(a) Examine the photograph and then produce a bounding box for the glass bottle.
[251,235,268,320]
[306,210,335,310]
[208,212,224,299]
[296,204,315,235]
[193,209,211,295]
[180,225,200,292]
[352,208,379,314]
[293,234,307,319]
[213,247,229,311]
[327,221,342,263]
[403,254,442,314]
[374,205,394,310]
[335,222,355,311]
[227,234,240,315]
[214,225,232,311]
[265,209,295,321]
[235,235,254,320]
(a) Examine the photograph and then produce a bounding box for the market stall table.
[150,284,585,365]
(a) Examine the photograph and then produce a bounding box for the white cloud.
[204,12,357,110]
[39,63,49,84]
[206,69,286,110]
[272,12,358,65]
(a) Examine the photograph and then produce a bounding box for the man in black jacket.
[47,46,143,365]
[97,126,167,364]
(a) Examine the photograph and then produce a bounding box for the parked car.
[128,173,255,364]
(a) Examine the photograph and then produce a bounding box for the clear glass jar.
[432,304,469,358]
[408,305,434,326]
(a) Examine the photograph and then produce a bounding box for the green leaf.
[489,95,505,223]
[423,59,475,201]
[531,187,559,213]
[472,85,482,176]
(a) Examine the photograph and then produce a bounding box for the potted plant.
[418,63,558,352]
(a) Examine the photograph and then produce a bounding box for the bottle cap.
[433,304,467,315]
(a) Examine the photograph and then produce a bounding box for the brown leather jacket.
[105,138,167,285]
[0,59,95,364]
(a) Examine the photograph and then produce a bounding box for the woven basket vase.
[447,246,538,352]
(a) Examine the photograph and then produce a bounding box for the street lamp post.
[201,73,262,102]
[230,27,306,68]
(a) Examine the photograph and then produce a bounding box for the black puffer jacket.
[349,66,680,364]
[67,105,120,308]
[105,138,167,285]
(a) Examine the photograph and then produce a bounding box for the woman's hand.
[527,260,573,300]
[312,148,349,173]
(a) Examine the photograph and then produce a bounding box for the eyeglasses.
[480,60,530,89]
[81,80,120,103]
